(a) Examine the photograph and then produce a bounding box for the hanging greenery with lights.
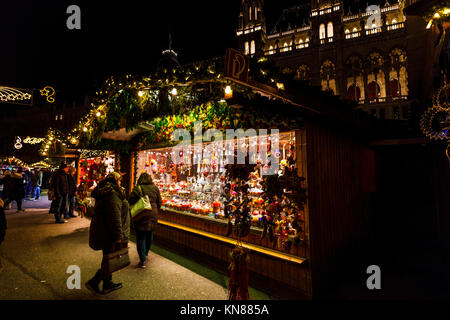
[38,56,304,155]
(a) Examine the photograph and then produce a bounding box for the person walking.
[52,163,70,223]
[86,172,130,295]
[128,172,162,268]
[67,166,77,218]
[0,198,6,271]
[24,169,34,200]
[3,169,26,213]
[32,169,43,201]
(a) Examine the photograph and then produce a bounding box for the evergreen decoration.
[63,57,305,153]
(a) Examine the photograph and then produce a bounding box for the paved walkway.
[0,197,229,300]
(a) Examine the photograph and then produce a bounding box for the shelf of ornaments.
[156,173,305,243]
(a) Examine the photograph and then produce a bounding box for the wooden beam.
[158,219,307,265]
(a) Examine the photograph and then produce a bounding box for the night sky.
[0,0,308,94]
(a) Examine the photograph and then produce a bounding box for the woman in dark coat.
[129,172,162,268]
[2,170,26,212]
[86,172,130,295]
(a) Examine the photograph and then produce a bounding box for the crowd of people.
[0,167,45,212]
[0,162,162,296]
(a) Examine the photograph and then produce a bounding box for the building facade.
[236,0,435,121]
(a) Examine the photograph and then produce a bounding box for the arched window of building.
[352,27,358,32]
[255,7,258,21]
[345,29,350,34]
[347,84,361,101]
[392,18,397,24]
[283,42,288,52]
[296,64,311,81]
[327,22,334,38]
[269,45,274,55]
[346,55,365,101]
[389,79,400,97]
[249,7,252,20]
[366,52,386,99]
[368,81,381,101]
[320,60,337,94]
[389,48,408,97]
[250,40,256,55]
[245,41,249,55]
[319,24,326,39]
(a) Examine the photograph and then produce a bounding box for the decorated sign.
[225,48,249,83]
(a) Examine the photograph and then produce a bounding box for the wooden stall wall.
[305,121,373,297]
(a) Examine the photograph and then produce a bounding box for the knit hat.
[106,171,122,181]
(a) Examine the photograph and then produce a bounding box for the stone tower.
[236,0,267,57]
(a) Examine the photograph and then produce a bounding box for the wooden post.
[129,151,135,195]
[295,128,312,297]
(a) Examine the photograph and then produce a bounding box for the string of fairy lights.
[36,57,283,157]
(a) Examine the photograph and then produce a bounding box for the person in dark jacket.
[32,169,43,200]
[0,198,6,271]
[52,163,70,223]
[66,166,77,218]
[2,170,26,213]
[128,172,162,268]
[0,198,6,243]
[86,172,130,295]
[0,170,12,201]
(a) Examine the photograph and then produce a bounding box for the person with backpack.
[128,172,162,269]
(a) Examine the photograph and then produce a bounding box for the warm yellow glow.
[224,85,233,99]
[427,19,433,29]
[83,127,88,132]
[170,88,177,95]
[158,219,306,265]
[434,12,440,18]
[276,82,285,90]
[138,91,145,97]
[71,138,77,144]
[443,8,450,15]
[40,86,55,103]
[96,111,101,117]
[49,137,54,141]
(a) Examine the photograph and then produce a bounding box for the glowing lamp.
[83,127,88,132]
[276,82,285,90]
[224,85,233,99]
[138,91,145,97]
[170,88,178,96]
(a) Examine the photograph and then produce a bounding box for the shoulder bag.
[130,185,152,220]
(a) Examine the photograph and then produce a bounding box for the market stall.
[65,57,373,299]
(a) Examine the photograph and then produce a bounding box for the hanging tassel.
[261,222,267,240]
[226,219,233,237]
[228,245,250,300]
[268,225,274,242]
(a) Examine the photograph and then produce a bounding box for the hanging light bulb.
[83,127,88,132]
[96,111,101,117]
[138,91,145,97]
[224,85,233,99]
[170,88,178,96]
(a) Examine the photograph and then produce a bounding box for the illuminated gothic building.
[236,0,436,121]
